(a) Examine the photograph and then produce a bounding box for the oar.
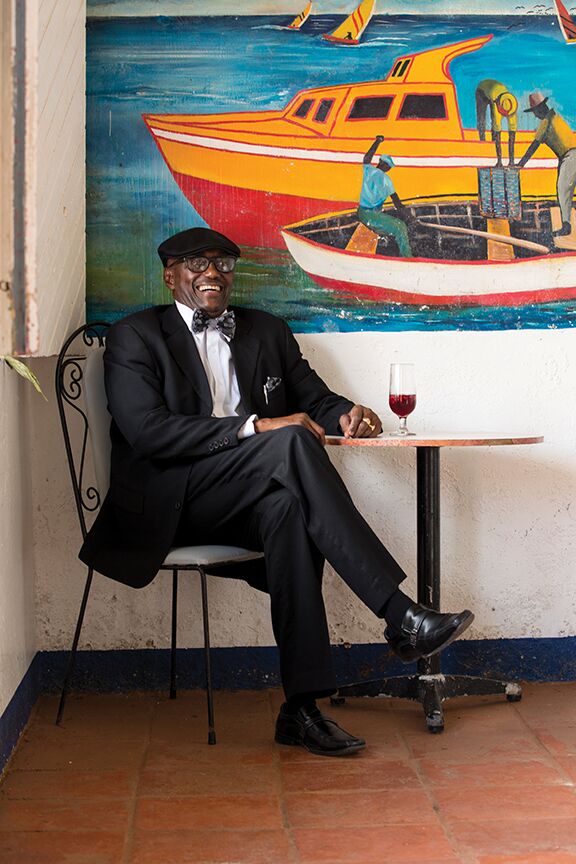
[416,219,550,255]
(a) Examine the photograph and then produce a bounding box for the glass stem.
[399,417,408,434]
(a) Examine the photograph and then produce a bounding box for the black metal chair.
[55,322,263,743]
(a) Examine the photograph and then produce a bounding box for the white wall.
[29,327,575,654]
[0,369,36,717]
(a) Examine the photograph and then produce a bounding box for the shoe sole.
[274,732,366,757]
[393,610,475,664]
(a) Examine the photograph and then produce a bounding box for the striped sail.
[554,0,576,43]
[322,0,375,44]
[287,1,313,29]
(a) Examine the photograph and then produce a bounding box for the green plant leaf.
[2,355,48,399]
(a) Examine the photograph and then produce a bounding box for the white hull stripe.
[281,232,576,296]
[150,127,558,169]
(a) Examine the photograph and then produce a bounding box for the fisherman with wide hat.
[517,91,576,237]
[475,78,518,167]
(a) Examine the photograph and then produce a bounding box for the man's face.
[164,247,235,317]
[533,102,549,120]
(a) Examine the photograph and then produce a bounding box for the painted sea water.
[87,12,576,332]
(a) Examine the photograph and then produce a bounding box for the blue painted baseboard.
[2,637,576,774]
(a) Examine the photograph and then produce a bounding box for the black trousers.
[175,426,407,699]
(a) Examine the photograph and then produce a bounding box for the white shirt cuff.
[238,414,258,439]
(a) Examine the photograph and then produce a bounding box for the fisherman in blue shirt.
[357,135,413,257]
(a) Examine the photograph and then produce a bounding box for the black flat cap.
[157,227,241,266]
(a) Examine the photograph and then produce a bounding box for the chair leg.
[170,569,178,700]
[55,567,94,725]
[199,568,216,745]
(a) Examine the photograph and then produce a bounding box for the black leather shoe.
[385,603,474,663]
[275,703,366,756]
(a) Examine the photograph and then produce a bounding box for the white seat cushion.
[163,545,264,567]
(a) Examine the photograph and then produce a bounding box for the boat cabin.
[283,34,491,141]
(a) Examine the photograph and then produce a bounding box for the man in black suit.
[81,227,474,757]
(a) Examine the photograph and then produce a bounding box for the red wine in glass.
[389,364,416,436]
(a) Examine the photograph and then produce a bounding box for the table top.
[326,433,544,448]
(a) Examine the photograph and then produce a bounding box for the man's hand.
[339,405,382,438]
[374,134,385,143]
[255,413,326,445]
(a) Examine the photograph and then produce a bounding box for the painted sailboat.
[287,1,313,30]
[553,0,576,43]
[281,202,576,307]
[322,0,375,44]
[144,35,560,249]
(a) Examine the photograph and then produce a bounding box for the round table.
[326,432,544,733]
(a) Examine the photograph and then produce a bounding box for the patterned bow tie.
[192,308,236,340]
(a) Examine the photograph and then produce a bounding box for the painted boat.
[322,0,375,44]
[287,1,313,30]
[553,0,576,43]
[280,201,576,306]
[143,35,560,249]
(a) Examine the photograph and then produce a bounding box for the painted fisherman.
[357,135,413,257]
[475,79,518,167]
[517,91,576,237]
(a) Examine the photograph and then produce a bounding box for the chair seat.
[162,545,264,568]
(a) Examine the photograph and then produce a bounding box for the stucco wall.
[28,327,575,655]
[0,368,36,717]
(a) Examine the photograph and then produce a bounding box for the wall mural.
[86,0,576,332]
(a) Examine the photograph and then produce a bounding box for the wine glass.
[389,363,416,436]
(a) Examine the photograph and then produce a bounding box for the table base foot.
[331,675,522,733]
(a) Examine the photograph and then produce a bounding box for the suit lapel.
[160,304,212,412]
[230,308,261,413]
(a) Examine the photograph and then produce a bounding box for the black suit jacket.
[79,304,353,589]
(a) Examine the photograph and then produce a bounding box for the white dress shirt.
[175,301,257,438]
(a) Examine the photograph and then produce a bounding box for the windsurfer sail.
[287,1,313,30]
[553,0,576,43]
[322,0,375,45]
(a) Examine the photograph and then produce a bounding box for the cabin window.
[398,94,447,120]
[348,96,394,120]
[313,99,334,123]
[293,99,314,118]
[390,58,411,78]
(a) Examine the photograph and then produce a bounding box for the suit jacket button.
[175,501,182,510]
[223,436,230,445]
[209,443,214,451]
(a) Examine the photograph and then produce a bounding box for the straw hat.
[524,92,549,113]
[496,91,518,117]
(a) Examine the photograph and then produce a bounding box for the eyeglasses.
[168,255,237,274]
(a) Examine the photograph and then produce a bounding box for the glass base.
[389,429,416,437]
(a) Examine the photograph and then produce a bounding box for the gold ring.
[362,417,376,431]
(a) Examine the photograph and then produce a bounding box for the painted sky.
[86,0,567,17]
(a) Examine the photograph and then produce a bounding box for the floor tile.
[535,725,576,756]
[293,824,459,863]
[433,783,576,822]
[0,768,134,800]
[417,757,566,787]
[137,763,279,796]
[129,829,293,863]
[478,854,576,863]
[284,788,438,828]
[280,758,420,793]
[448,818,576,857]
[135,795,283,831]
[0,798,131,832]
[143,739,273,768]
[0,830,125,864]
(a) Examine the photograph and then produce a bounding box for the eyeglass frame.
[166,255,238,274]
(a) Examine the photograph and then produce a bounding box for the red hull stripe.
[305,271,576,306]
[172,171,354,248]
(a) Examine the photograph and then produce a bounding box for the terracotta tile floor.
[1,683,576,863]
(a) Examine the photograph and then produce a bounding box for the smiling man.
[80,226,474,756]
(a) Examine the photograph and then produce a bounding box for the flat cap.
[157,227,241,266]
[378,154,395,168]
